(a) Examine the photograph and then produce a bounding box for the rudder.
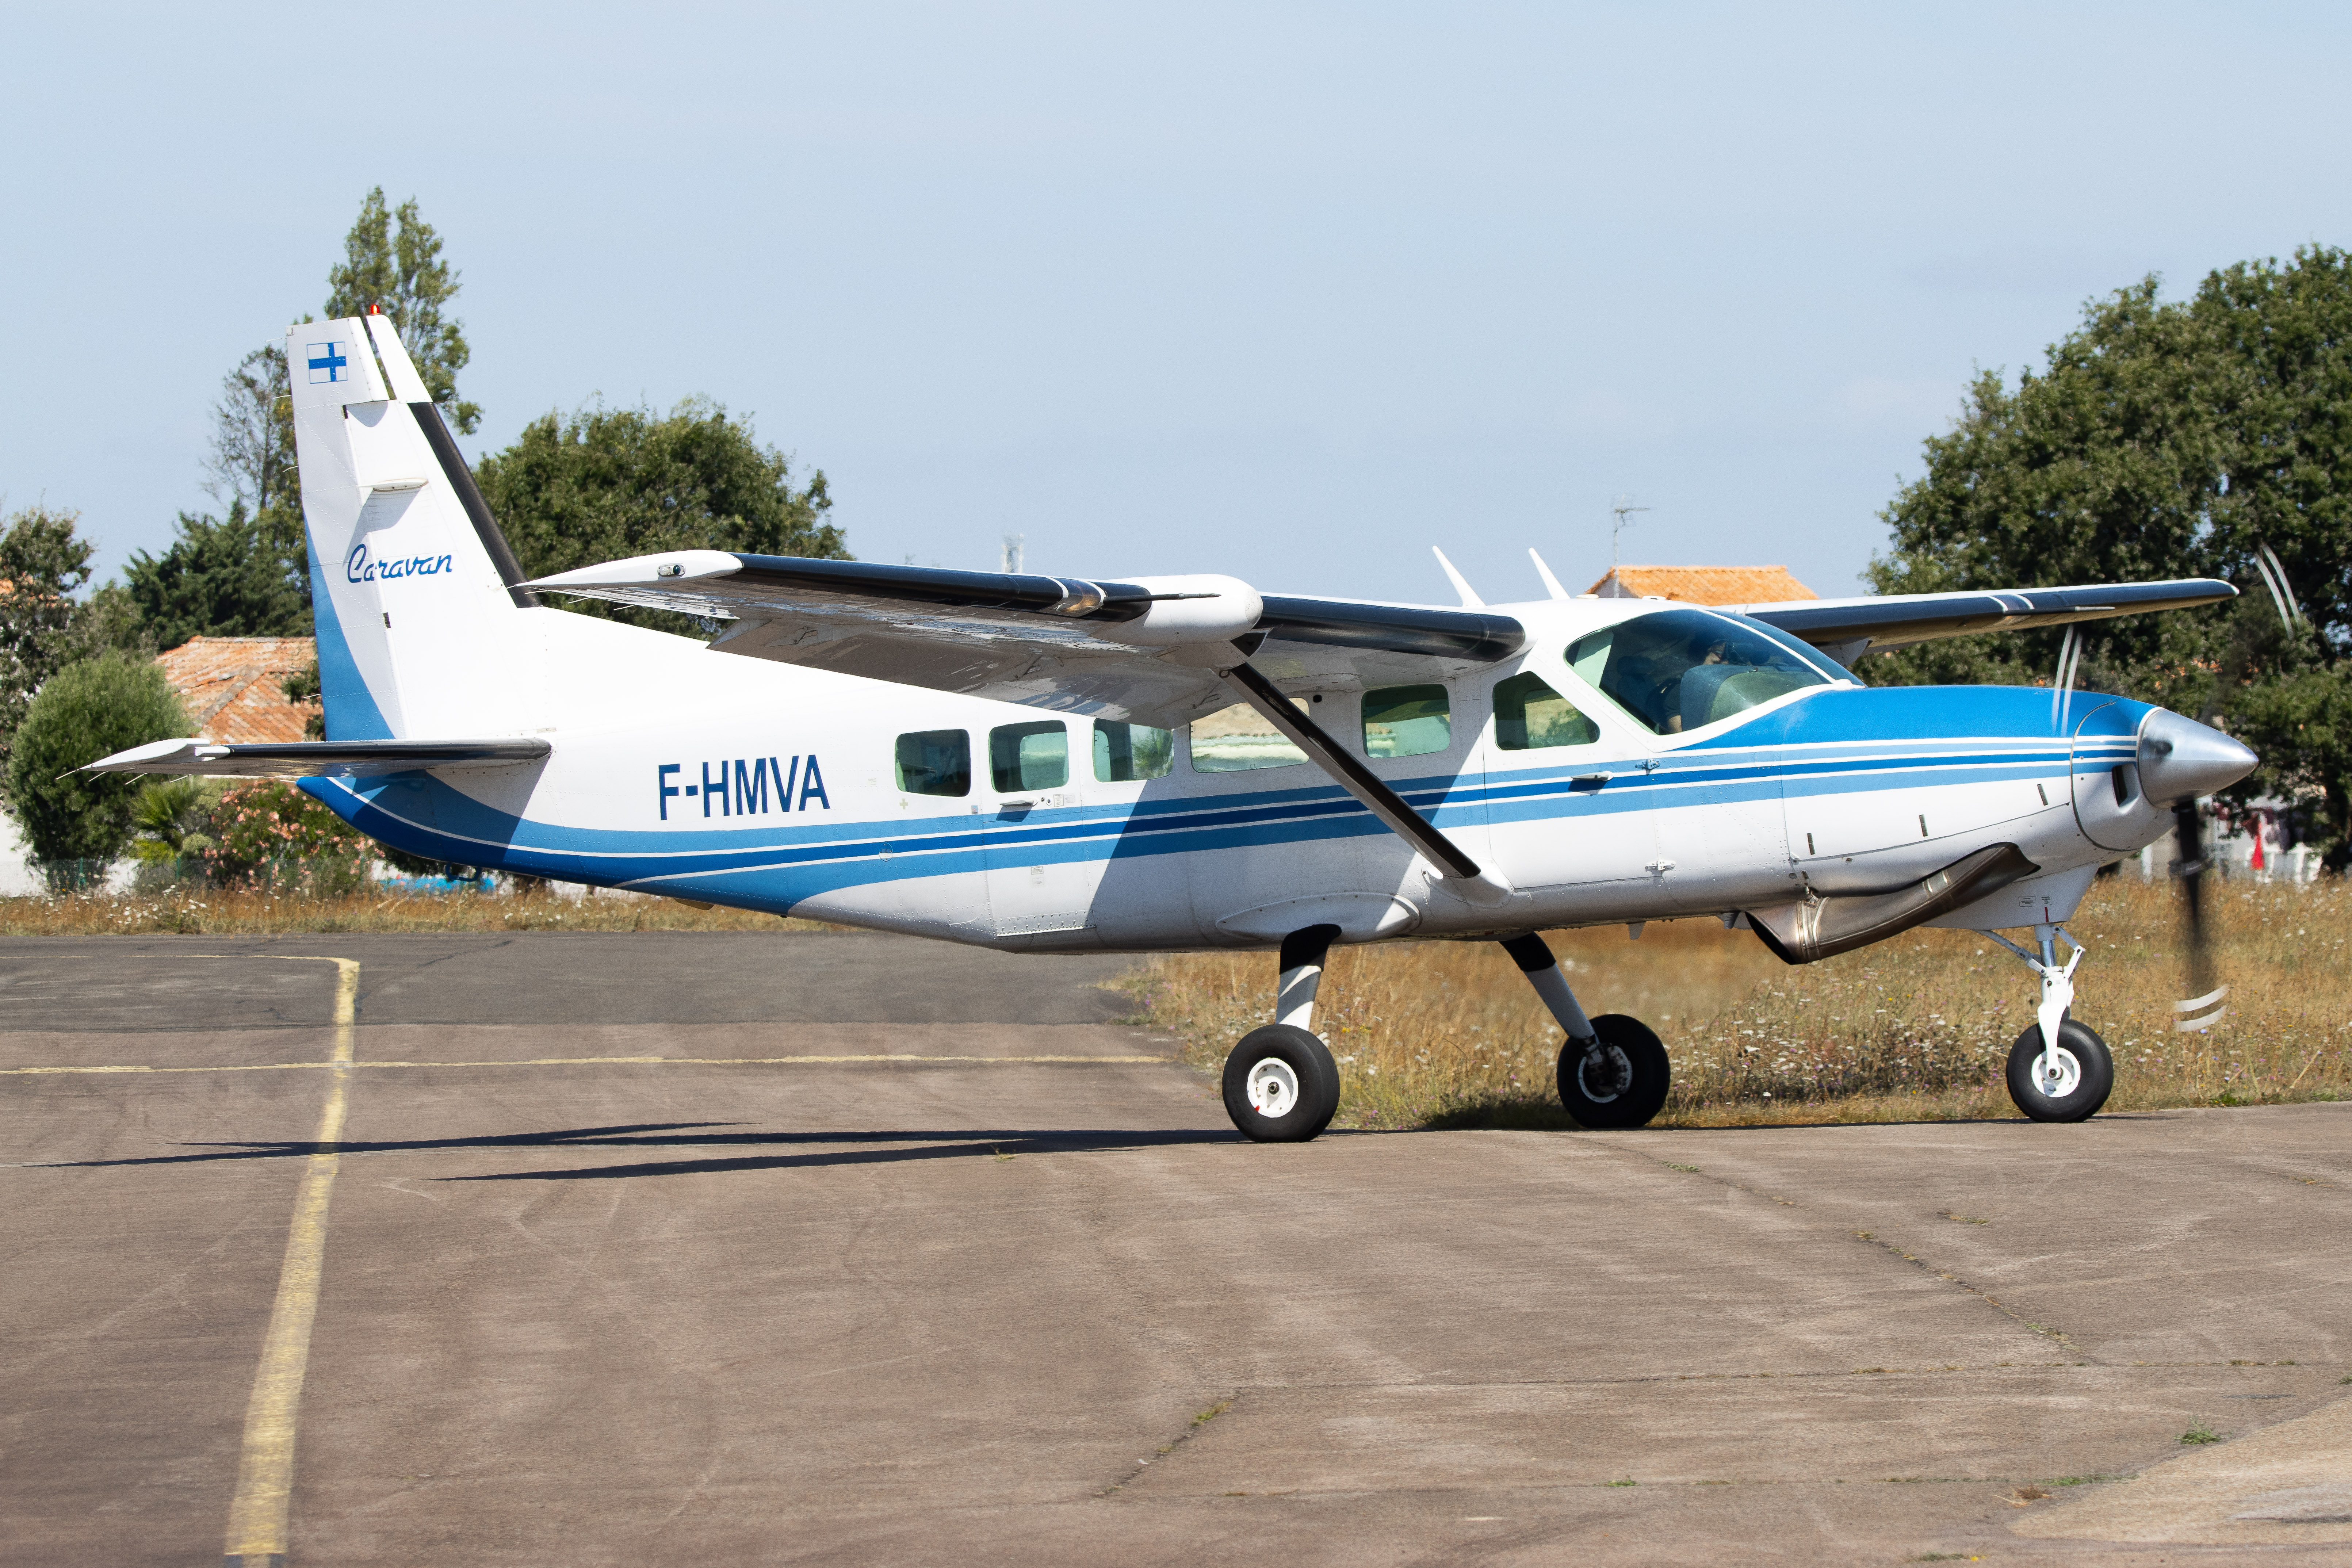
[289,316,539,740]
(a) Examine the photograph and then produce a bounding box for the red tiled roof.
[156,636,318,744]
[1583,565,1819,605]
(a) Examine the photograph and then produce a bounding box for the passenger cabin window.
[895,729,971,797]
[990,721,1068,792]
[1565,608,1832,735]
[1188,701,1308,772]
[1493,672,1599,749]
[1360,684,1450,758]
[1093,720,1174,782]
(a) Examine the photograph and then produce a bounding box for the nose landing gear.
[1982,922,2115,1122]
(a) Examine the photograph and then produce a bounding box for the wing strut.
[1218,661,1516,909]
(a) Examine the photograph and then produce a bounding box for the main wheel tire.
[1558,1014,1670,1129]
[2006,1018,2114,1123]
[1222,1025,1341,1143]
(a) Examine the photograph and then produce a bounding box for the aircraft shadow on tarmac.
[45,1123,1244,1181]
[45,1110,2188,1184]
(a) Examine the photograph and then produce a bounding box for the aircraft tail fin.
[288,315,544,740]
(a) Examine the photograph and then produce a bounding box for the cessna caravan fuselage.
[291,605,2174,956]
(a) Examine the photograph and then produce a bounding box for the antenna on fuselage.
[1001,532,1025,574]
[1528,547,1570,601]
[1431,546,1485,608]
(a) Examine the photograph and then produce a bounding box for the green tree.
[0,506,91,775]
[325,187,478,432]
[0,506,150,796]
[5,651,189,875]
[475,397,847,632]
[205,343,297,517]
[202,340,307,610]
[123,501,310,650]
[1867,246,2352,862]
[281,658,325,740]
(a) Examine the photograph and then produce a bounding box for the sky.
[3,2,2347,607]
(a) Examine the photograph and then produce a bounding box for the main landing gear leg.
[1983,923,2114,1122]
[1221,923,1343,1143]
[1498,933,1670,1129]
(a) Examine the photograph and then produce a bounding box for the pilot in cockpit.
[1572,607,1833,741]
[1661,636,1730,733]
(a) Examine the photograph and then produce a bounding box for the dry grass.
[14,872,2348,1133]
[1119,875,2352,1129]
[0,886,828,936]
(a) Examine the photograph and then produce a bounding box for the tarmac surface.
[4,930,2350,1566]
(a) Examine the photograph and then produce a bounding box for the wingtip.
[79,738,212,774]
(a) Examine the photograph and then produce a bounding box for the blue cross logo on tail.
[306,340,349,384]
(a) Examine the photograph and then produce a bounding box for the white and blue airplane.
[95,315,2259,1139]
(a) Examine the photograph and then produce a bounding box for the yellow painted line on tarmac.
[6,1054,1168,1075]
[222,956,359,1568]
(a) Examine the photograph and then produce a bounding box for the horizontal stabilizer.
[83,737,552,779]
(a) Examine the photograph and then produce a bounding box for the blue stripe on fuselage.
[299,684,2156,906]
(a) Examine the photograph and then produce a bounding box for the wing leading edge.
[1729,578,2237,660]
[525,552,2237,718]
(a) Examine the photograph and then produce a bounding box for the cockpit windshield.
[1565,608,1837,736]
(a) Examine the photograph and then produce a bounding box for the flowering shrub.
[193,781,373,893]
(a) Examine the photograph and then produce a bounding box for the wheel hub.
[2033,1045,2083,1099]
[1246,1058,1300,1117]
[1577,1043,1632,1104]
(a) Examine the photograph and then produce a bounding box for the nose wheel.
[1982,922,2115,1122]
[2005,1018,2114,1122]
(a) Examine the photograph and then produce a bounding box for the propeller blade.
[2172,799,2225,1029]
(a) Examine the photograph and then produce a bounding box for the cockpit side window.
[1492,671,1598,750]
[1565,608,1832,736]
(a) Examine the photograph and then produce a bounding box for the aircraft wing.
[525,551,1526,727]
[83,738,552,779]
[1727,578,2237,659]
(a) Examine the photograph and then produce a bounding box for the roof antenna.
[1610,493,1650,572]
[1431,546,1484,608]
[1527,547,1569,601]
